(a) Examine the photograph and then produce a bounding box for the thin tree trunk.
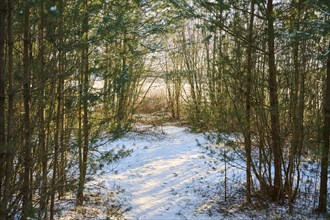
[318,40,330,213]
[288,5,303,208]
[1,0,13,217]
[0,0,7,204]
[37,0,48,218]
[181,25,199,127]
[58,0,67,198]
[267,0,282,202]
[288,38,299,213]
[117,34,128,125]
[77,0,89,205]
[294,41,306,199]
[50,58,61,220]
[244,0,255,204]
[175,76,181,120]
[22,0,32,218]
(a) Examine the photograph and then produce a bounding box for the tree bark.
[267,0,282,202]
[287,1,304,212]
[1,0,13,218]
[37,0,48,218]
[244,0,255,204]
[318,40,330,213]
[0,0,7,205]
[77,0,89,206]
[58,0,66,198]
[22,0,32,218]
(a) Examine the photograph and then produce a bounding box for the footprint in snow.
[170,188,178,195]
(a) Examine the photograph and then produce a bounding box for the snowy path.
[99,125,217,220]
[57,124,320,220]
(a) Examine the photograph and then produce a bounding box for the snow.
[50,6,57,12]
[96,125,218,220]
[56,123,323,220]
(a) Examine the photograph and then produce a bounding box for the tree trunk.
[116,34,128,126]
[1,0,13,217]
[287,1,303,212]
[37,0,48,218]
[244,0,255,204]
[50,56,61,220]
[0,0,7,206]
[56,0,66,199]
[77,0,89,206]
[22,0,32,218]
[318,40,330,213]
[267,0,282,202]
[181,25,199,128]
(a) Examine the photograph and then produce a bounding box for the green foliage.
[99,146,133,167]
[186,104,213,132]
[88,144,133,175]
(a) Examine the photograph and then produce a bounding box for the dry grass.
[136,88,168,114]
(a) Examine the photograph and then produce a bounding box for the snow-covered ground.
[56,124,322,220]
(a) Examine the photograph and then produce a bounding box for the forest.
[0,0,330,219]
